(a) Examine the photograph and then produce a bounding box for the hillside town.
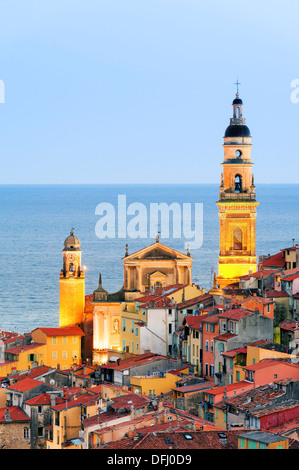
[1,93,299,451]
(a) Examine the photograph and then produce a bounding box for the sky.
[0,0,299,184]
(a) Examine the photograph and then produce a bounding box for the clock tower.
[215,89,259,290]
[59,229,85,327]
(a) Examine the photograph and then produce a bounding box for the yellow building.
[0,343,47,378]
[246,344,291,366]
[238,431,289,449]
[31,326,84,370]
[215,89,259,290]
[130,368,189,396]
[46,392,99,449]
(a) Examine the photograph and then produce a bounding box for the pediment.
[123,242,192,261]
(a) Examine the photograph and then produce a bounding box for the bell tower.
[59,229,85,327]
[216,86,259,290]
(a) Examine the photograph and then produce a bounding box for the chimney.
[4,408,10,421]
[50,395,56,407]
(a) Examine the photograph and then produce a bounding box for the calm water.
[0,184,298,333]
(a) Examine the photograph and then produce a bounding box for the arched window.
[235,174,242,193]
[69,263,74,272]
[233,227,243,250]
[154,282,162,289]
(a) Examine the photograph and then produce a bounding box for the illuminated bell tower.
[216,86,259,290]
[59,229,85,327]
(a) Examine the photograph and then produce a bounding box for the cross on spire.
[234,78,241,95]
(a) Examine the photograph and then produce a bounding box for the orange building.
[215,89,259,290]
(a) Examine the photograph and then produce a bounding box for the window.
[169,324,172,334]
[267,304,270,313]
[206,323,209,332]
[62,351,67,360]
[38,427,44,437]
[24,428,30,439]
[210,341,214,352]
[236,371,240,382]
[135,327,138,336]
[63,336,67,344]
[210,324,215,333]
[221,322,226,333]
[205,363,209,376]
[72,351,78,360]
[72,336,77,343]
[234,175,242,193]
[210,365,214,377]
[229,321,234,333]
[136,343,139,351]
[233,227,243,250]
[52,337,57,344]
[205,340,209,351]
[38,406,42,415]
[217,342,224,352]
[52,351,57,360]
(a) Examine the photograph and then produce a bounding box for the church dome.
[64,230,80,250]
[224,124,251,138]
[232,97,243,105]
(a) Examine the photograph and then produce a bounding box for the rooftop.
[238,430,288,444]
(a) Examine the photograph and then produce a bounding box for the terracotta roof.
[282,272,299,282]
[173,382,214,393]
[99,352,170,371]
[5,343,45,354]
[261,252,285,267]
[243,358,299,371]
[218,307,255,320]
[51,392,99,411]
[213,333,237,341]
[32,326,85,337]
[222,347,247,358]
[25,393,65,406]
[130,430,241,449]
[109,393,150,411]
[7,377,44,392]
[0,406,31,423]
[205,380,252,396]
[279,319,299,331]
[176,294,213,310]
[9,365,54,382]
[223,384,285,410]
[249,400,299,418]
[265,290,290,298]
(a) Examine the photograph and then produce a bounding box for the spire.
[234,78,241,96]
[99,272,102,288]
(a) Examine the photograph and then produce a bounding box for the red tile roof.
[51,392,99,411]
[279,320,299,331]
[261,252,285,267]
[176,294,213,310]
[109,393,150,411]
[218,307,255,320]
[7,377,44,392]
[25,393,65,406]
[33,326,85,337]
[213,333,237,341]
[99,352,170,371]
[5,343,45,355]
[0,406,31,423]
[265,290,290,298]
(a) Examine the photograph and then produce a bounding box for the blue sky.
[0,0,299,184]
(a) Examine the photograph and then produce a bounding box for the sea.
[0,184,298,333]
